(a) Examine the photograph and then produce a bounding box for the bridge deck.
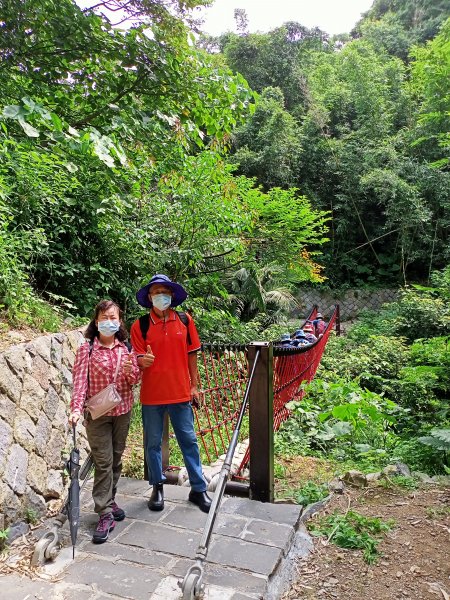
[3,478,313,600]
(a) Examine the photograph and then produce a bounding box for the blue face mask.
[97,320,120,336]
[152,293,172,311]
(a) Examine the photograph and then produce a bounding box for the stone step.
[2,478,313,599]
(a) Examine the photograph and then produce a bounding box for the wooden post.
[248,342,274,503]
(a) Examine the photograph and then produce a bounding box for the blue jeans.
[141,402,206,492]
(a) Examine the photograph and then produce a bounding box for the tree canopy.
[215,9,450,287]
[0,0,329,333]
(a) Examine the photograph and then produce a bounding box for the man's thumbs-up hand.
[140,344,155,369]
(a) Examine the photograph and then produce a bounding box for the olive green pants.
[86,411,131,515]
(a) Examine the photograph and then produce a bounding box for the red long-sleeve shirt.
[71,337,140,416]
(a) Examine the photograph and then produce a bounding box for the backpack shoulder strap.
[139,314,150,344]
[124,341,132,353]
[177,311,189,327]
[88,339,94,356]
[176,311,192,346]
[138,312,191,346]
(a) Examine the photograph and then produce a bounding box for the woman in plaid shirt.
[69,300,140,543]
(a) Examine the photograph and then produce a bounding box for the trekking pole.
[180,349,261,600]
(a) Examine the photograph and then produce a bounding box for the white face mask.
[97,319,120,336]
[152,293,172,311]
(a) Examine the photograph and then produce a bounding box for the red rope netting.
[234,306,338,477]
[273,306,338,431]
[189,344,248,465]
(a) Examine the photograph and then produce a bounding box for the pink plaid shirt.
[70,338,141,417]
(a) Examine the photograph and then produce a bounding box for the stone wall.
[0,330,90,526]
[296,288,401,321]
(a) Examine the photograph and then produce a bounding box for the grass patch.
[309,510,394,564]
[426,505,450,520]
[380,474,419,490]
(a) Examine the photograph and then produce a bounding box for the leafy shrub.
[385,290,450,341]
[275,417,312,456]
[418,428,450,473]
[320,333,409,387]
[275,379,402,470]
[25,508,39,525]
[392,436,447,474]
[380,475,418,490]
[0,219,62,331]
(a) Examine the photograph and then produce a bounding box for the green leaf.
[64,162,78,173]
[18,119,39,137]
[3,105,22,119]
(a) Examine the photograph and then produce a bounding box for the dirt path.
[283,486,450,600]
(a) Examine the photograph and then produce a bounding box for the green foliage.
[321,332,409,383]
[310,510,394,563]
[383,291,450,342]
[391,437,447,475]
[419,428,450,452]
[380,474,418,490]
[216,7,450,286]
[25,507,39,525]
[275,417,312,457]
[293,481,329,507]
[355,0,450,58]
[309,274,450,474]
[229,87,303,189]
[426,505,450,519]
[219,24,327,109]
[275,378,402,470]
[0,0,336,330]
[0,527,9,551]
[410,18,450,167]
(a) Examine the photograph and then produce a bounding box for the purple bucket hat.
[136,274,188,308]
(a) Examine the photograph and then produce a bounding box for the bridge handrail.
[180,348,262,599]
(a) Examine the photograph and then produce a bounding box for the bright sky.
[198,0,374,36]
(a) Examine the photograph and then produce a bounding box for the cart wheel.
[30,529,59,566]
[182,572,200,600]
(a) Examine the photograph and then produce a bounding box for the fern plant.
[418,428,450,472]
[419,428,450,451]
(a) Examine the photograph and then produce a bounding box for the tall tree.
[354,0,450,58]
[409,18,450,167]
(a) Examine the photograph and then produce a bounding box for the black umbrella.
[67,424,81,559]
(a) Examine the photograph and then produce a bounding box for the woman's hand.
[69,412,81,426]
[123,354,133,375]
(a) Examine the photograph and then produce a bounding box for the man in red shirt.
[130,274,211,513]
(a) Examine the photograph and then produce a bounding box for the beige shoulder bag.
[86,347,123,419]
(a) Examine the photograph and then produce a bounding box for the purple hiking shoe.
[92,512,115,544]
[111,501,125,521]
